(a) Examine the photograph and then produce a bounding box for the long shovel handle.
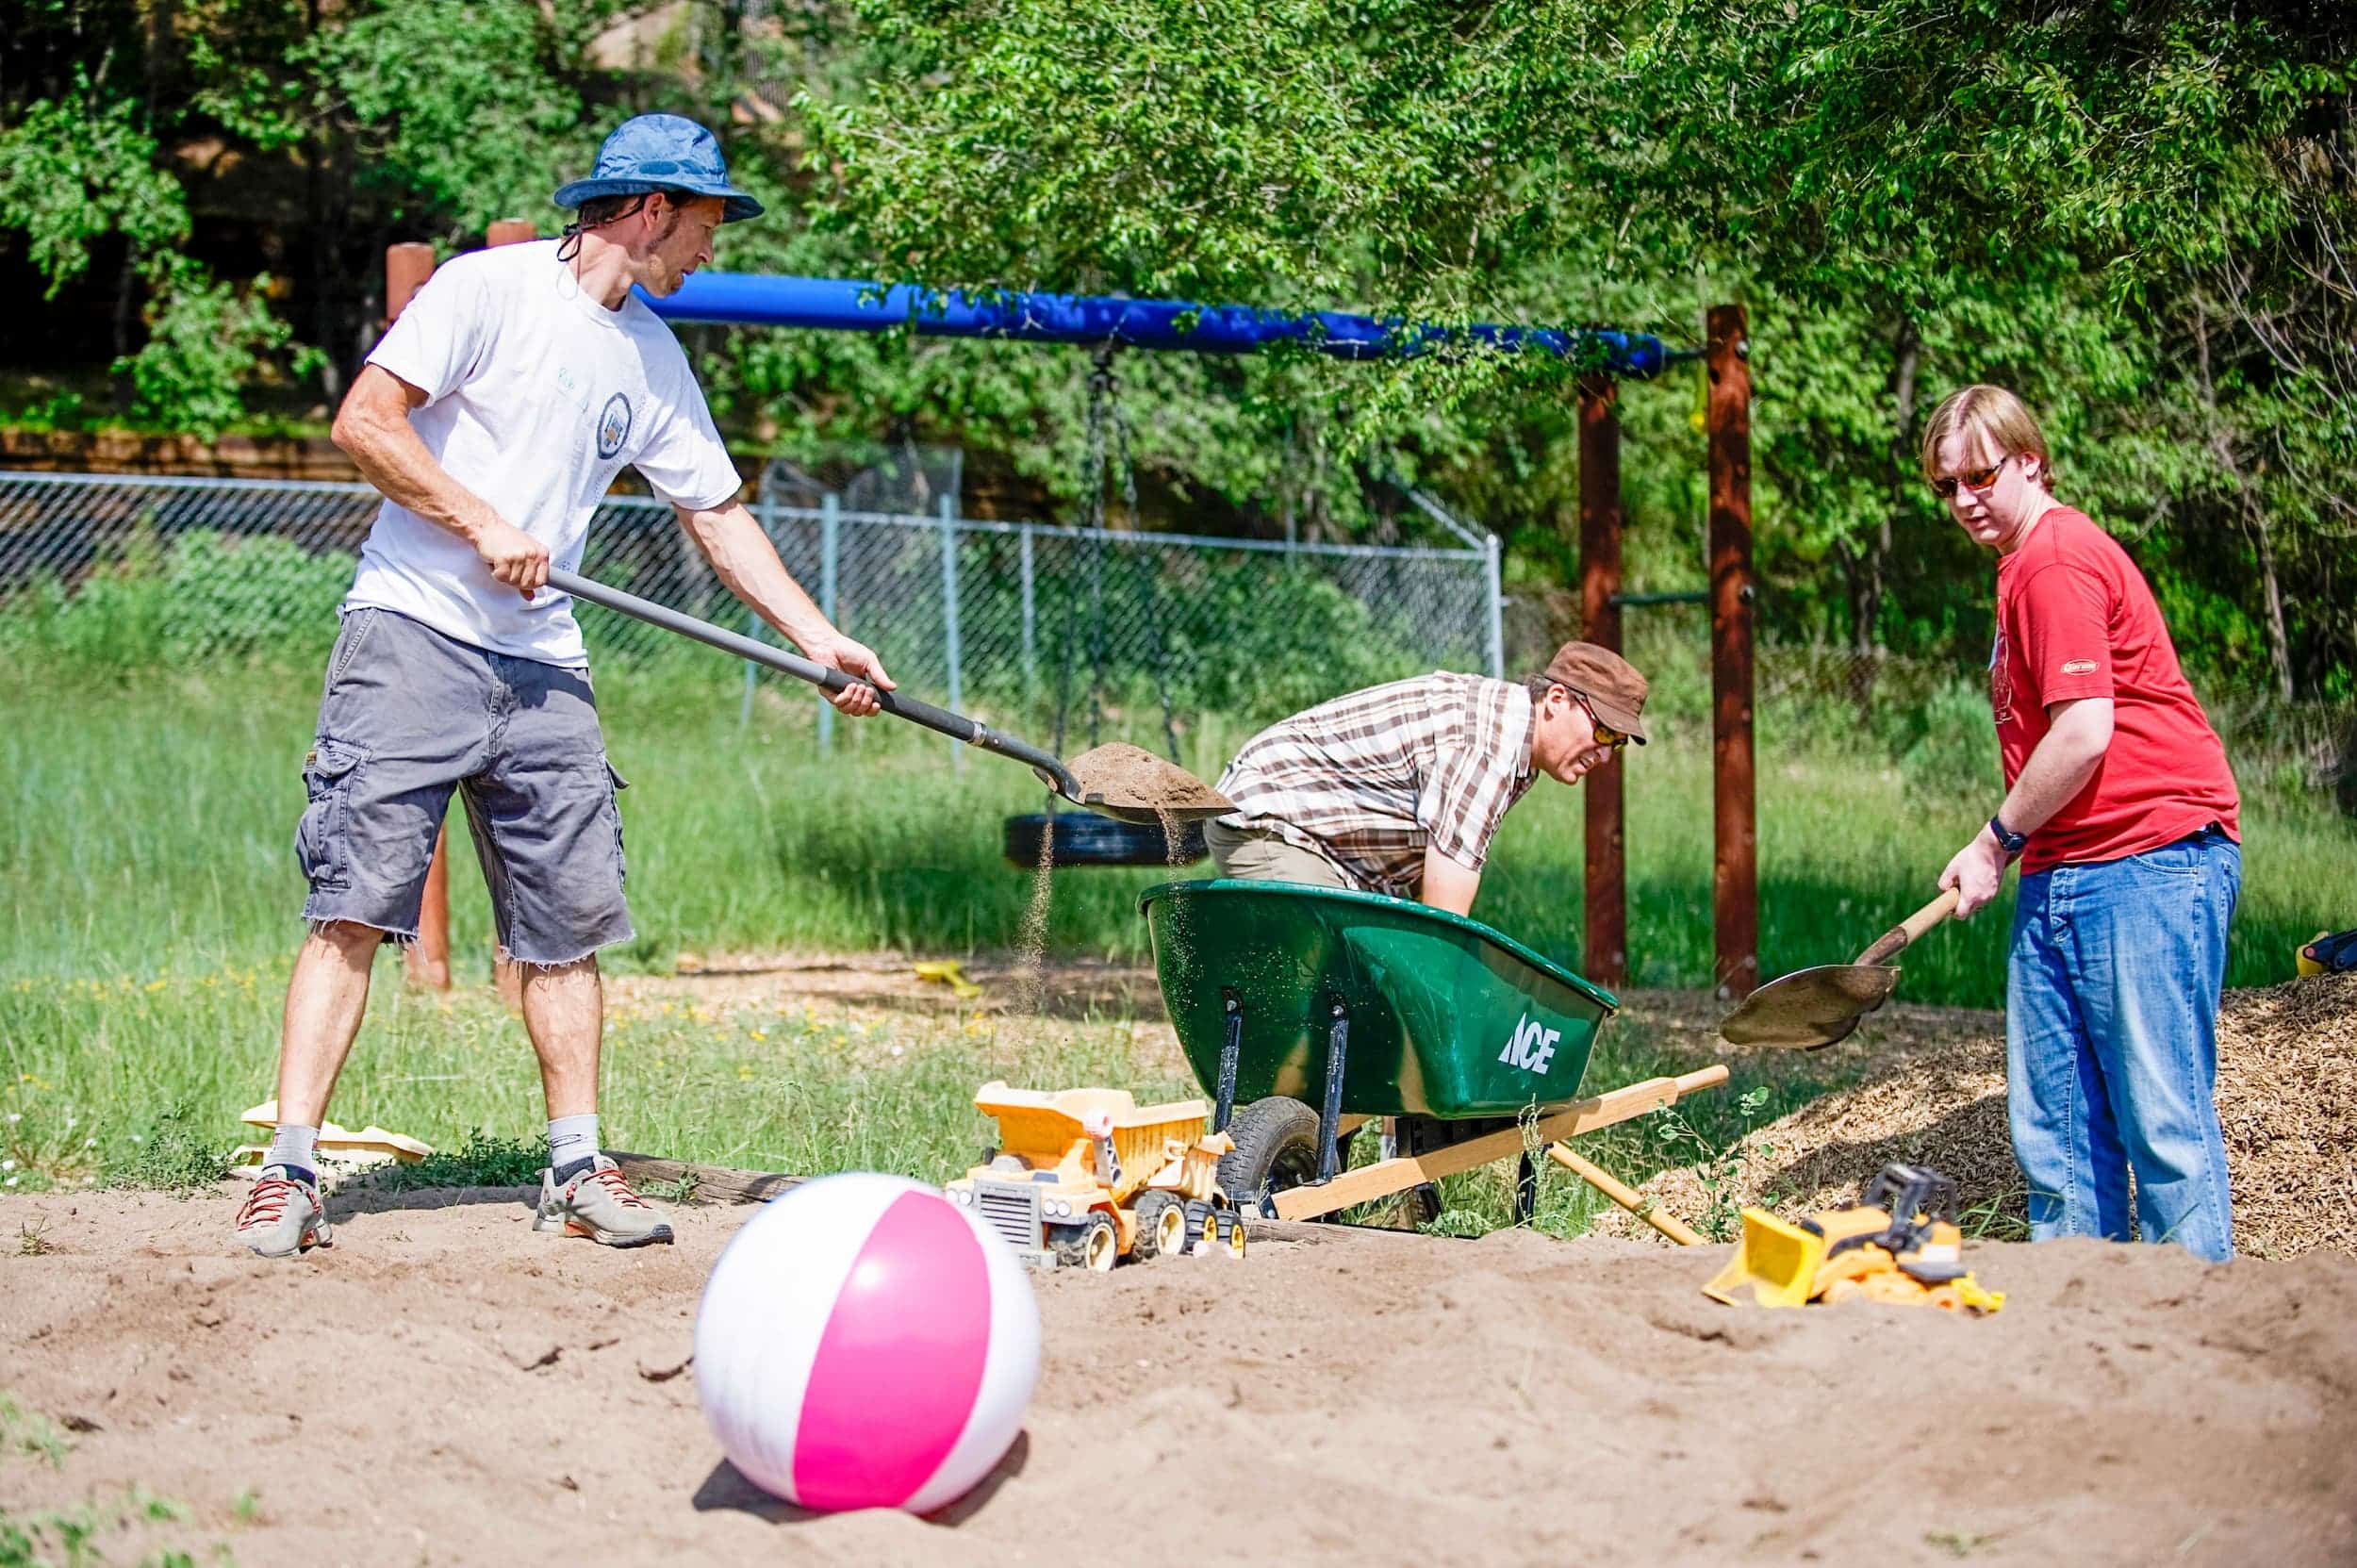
[548,568,1083,797]
[1854,886,1962,967]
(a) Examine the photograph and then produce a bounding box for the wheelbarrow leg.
[1317,999,1349,1184]
[1515,1151,1539,1223]
[1213,991,1242,1136]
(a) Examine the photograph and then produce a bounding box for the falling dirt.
[1065,742,1230,817]
[1013,829,1056,1015]
[3,1190,2351,1565]
[1601,973,2357,1261]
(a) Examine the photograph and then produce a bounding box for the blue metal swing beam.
[645,272,1679,379]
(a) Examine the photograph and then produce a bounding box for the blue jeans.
[2005,827,2239,1261]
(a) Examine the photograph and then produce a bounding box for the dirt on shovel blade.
[1721,963,1901,1048]
[1066,742,1231,819]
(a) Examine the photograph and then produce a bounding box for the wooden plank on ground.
[609,1152,800,1206]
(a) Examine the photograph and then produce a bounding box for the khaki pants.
[1203,820,1353,888]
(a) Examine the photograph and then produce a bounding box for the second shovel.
[1717,886,1961,1050]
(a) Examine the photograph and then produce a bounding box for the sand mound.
[1606,974,2357,1260]
[3,1190,2353,1563]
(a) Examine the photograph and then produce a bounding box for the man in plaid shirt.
[1208,642,1648,915]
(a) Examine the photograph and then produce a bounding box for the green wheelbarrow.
[1139,880,1727,1225]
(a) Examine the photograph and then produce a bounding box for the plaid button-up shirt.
[1213,672,1539,897]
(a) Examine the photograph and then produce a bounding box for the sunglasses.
[1930,453,2014,499]
[1574,694,1631,751]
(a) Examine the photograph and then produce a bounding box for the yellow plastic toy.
[913,959,984,999]
[945,1081,1244,1270]
[1703,1164,2005,1314]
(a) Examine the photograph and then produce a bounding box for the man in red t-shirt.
[1927,384,2241,1262]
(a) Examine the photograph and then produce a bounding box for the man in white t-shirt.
[236,115,889,1258]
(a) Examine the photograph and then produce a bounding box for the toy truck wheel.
[1216,1210,1246,1259]
[1132,1191,1185,1261]
[1183,1198,1216,1253]
[1215,1098,1325,1217]
[1053,1212,1118,1272]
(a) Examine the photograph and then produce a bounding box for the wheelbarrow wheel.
[1131,1190,1185,1261]
[1216,1098,1325,1218]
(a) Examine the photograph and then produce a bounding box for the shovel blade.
[1718,963,1900,1049]
[1062,743,1234,825]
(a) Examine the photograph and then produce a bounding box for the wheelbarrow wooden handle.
[1854,886,1961,967]
[1546,1144,1703,1246]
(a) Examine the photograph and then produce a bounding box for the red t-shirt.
[1991,507,2239,873]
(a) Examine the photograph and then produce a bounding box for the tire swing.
[1002,349,1209,871]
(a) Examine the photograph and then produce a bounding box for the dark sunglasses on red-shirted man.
[1929,454,2014,499]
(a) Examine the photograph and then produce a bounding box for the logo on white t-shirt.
[597,393,634,458]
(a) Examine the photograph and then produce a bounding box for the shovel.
[1717,886,1961,1049]
[548,568,1232,826]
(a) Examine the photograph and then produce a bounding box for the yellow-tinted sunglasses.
[1575,695,1630,751]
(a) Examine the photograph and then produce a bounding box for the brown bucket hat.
[1539,641,1649,744]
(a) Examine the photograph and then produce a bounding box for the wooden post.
[1577,376,1627,989]
[396,222,536,998]
[1706,305,1758,1001]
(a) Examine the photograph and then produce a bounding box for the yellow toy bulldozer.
[1704,1164,2004,1313]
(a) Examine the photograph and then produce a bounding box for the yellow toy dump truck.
[946,1081,1244,1270]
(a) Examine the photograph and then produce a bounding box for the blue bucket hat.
[552,114,764,223]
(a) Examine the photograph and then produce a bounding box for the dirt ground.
[1601,974,2357,1260]
[3,1186,2353,1567]
[8,962,2350,1564]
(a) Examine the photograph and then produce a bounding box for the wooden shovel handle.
[1854,886,1961,967]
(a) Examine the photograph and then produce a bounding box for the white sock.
[548,1114,601,1175]
[267,1123,320,1178]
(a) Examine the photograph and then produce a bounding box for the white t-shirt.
[344,239,743,667]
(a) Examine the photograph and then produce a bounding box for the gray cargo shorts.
[295,606,634,966]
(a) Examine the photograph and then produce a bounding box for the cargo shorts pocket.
[294,737,368,890]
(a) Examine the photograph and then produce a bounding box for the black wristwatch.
[1987,814,2029,857]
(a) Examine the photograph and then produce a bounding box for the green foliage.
[0,531,358,670]
[112,263,305,442]
[106,1104,234,1195]
[0,77,188,296]
[1652,1086,1784,1244]
[0,1481,223,1568]
[361,1131,550,1194]
[0,1395,72,1471]
[294,2,600,238]
[1,0,2352,688]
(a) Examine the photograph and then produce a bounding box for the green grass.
[4,655,2340,995]
[2,652,2349,1221]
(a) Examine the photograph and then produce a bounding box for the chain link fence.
[0,470,1502,742]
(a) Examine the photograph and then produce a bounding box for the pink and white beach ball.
[694,1173,1042,1513]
